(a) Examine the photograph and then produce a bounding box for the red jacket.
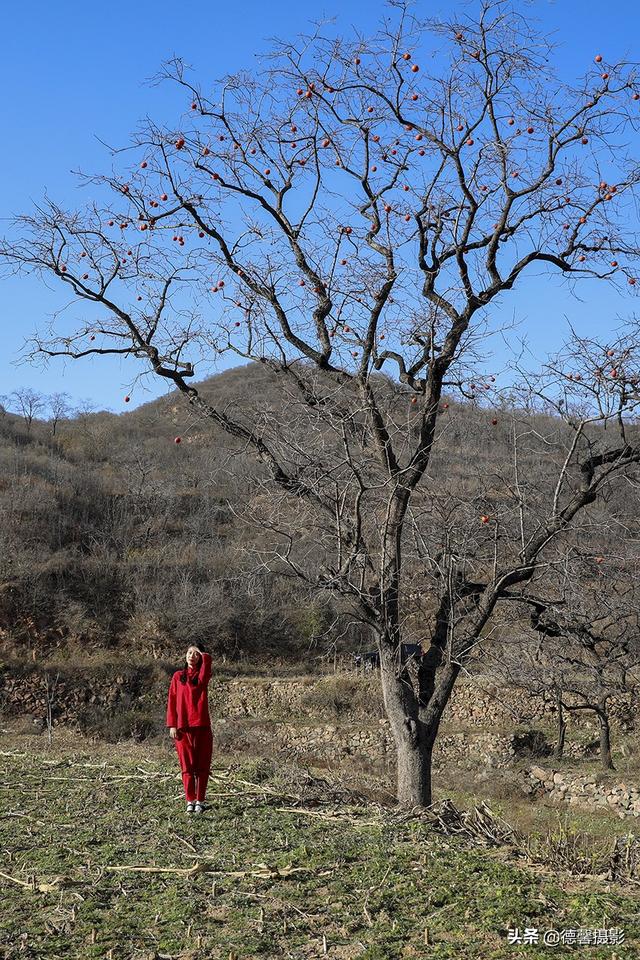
[166,653,212,729]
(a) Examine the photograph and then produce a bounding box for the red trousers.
[174,726,213,802]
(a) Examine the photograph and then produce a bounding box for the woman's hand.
[169,727,177,739]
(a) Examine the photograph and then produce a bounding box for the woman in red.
[166,644,213,815]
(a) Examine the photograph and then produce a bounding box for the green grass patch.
[0,733,639,959]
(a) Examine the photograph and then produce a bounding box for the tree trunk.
[378,629,460,807]
[378,642,434,806]
[598,705,615,771]
[374,507,460,807]
[553,688,566,759]
[395,721,434,806]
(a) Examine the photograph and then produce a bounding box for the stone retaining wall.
[212,716,520,769]
[521,764,640,819]
[0,664,636,758]
[210,675,638,732]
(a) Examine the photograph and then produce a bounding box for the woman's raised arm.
[200,652,212,686]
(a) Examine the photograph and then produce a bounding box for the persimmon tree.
[3,0,640,805]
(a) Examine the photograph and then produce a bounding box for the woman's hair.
[178,644,208,685]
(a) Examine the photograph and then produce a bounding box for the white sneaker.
[194,801,205,815]
[186,802,195,814]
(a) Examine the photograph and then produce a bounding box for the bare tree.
[2,388,46,434]
[3,1,640,804]
[528,569,640,771]
[47,392,72,438]
[492,525,640,769]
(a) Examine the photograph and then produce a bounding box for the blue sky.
[1,0,639,414]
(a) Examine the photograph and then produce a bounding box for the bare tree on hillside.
[47,392,72,438]
[2,388,46,434]
[3,1,640,805]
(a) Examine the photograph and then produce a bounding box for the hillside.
[0,361,635,669]
[1,364,343,662]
